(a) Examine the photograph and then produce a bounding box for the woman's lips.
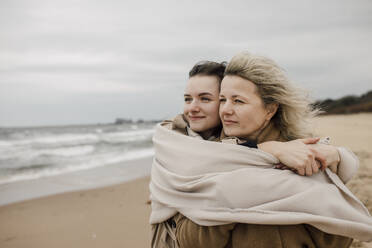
[223,119,237,125]
[189,116,205,121]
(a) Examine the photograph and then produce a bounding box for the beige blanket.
[149,123,372,241]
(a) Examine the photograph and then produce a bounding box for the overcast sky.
[1,0,371,127]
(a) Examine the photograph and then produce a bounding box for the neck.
[256,121,284,143]
[242,119,271,141]
[241,121,283,143]
[199,126,221,140]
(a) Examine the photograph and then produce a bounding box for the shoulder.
[160,114,188,135]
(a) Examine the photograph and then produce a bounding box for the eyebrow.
[199,92,213,97]
[218,94,241,98]
[184,92,213,97]
[219,94,247,100]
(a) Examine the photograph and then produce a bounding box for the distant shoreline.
[0,120,161,129]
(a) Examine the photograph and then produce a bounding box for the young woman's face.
[183,75,221,133]
[219,75,276,140]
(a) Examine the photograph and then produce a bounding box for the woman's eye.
[219,98,226,103]
[184,97,192,103]
[234,99,244,104]
[201,97,211,102]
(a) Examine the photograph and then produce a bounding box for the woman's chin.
[223,127,249,139]
[189,124,205,133]
[223,128,237,137]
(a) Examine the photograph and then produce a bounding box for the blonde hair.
[225,52,318,140]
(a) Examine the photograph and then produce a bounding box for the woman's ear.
[265,103,279,120]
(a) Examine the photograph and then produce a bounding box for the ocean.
[0,122,156,185]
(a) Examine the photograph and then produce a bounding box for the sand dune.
[314,114,372,248]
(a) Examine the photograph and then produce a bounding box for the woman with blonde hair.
[150,53,371,247]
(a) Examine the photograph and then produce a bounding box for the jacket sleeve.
[336,147,359,184]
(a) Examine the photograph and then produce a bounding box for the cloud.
[0,0,371,126]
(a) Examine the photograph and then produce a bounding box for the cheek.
[239,106,265,123]
[205,103,220,118]
[218,106,223,119]
[183,103,190,115]
[249,108,268,126]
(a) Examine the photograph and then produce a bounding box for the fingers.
[300,137,320,145]
[297,167,305,176]
[282,166,292,170]
[315,160,322,171]
[310,147,328,171]
[297,152,320,176]
[275,163,284,169]
[275,164,293,171]
[305,162,313,176]
[311,159,319,174]
[316,154,327,171]
[273,138,327,177]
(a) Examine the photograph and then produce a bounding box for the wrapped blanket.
[149,123,372,241]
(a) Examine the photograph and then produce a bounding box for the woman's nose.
[220,100,233,115]
[189,100,200,112]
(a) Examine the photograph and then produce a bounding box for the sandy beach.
[1,113,372,248]
[0,176,152,248]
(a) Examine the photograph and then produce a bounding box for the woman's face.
[219,75,276,140]
[183,75,221,133]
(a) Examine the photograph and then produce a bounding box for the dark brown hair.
[189,61,227,81]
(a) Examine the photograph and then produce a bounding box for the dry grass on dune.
[314,114,372,248]
[348,152,372,248]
